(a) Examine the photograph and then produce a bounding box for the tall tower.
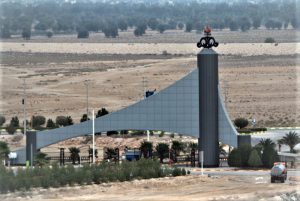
[197,27,220,167]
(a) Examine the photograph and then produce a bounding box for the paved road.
[251,129,300,152]
[191,169,299,177]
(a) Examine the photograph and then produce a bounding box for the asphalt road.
[191,169,299,177]
[251,129,300,152]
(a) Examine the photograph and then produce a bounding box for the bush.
[247,149,263,167]
[0,26,11,39]
[234,118,249,129]
[56,116,72,127]
[46,31,53,38]
[177,22,184,30]
[77,29,89,38]
[159,131,165,137]
[34,152,50,167]
[250,127,267,132]
[185,22,193,32]
[10,116,19,128]
[80,114,90,122]
[0,159,186,193]
[102,23,119,38]
[6,124,16,134]
[32,115,46,129]
[239,144,252,167]
[22,28,31,40]
[157,24,167,33]
[265,37,275,43]
[262,147,278,168]
[172,167,182,176]
[227,149,242,167]
[46,119,56,129]
[0,115,5,127]
[0,141,10,160]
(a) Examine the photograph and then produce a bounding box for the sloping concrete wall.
[15,68,239,164]
[36,69,199,149]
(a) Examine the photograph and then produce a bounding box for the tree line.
[0,0,299,39]
[0,107,109,134]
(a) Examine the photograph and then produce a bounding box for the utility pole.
[223,80,228,106]
[84,80,90,118]
[142,77,148,99]
[92,109,95,164]
[142,77,150,141]
[22,78,26,135]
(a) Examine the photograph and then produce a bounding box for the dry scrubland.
[0,43,299,127]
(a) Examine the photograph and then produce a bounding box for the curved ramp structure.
[35,68,238,150]
[15,48,241,165]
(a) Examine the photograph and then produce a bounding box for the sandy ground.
[0,48,299,127]
[1,42,299,55]
[0,174,298,201]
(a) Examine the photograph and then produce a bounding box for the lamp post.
[92,109,95,164]
[84,80,90,118]
[22,78,27,135]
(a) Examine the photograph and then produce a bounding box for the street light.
[84,80,90,118]
[22,78,27,135]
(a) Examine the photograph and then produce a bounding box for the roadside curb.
[267,127,300,130]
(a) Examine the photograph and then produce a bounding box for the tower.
[197,27,220,167]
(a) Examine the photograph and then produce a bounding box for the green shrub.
[247,149,263,167]
[0,115,5,127]
[262,147,278,168]
[265,37,275,43]
[239,144,252,167]
[181,168,186,176]
[172,167,182,176]
[77,29,89,38]
[0,158,185,194]
[234,118,249,129]
[250,128,267,132]
[227,149,242,167]
[6,124,16,134]
[34,152,50,167]
[46,31,53,38]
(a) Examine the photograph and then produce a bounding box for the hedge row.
[0,159,187,194]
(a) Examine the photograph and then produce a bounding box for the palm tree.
[277,139,284,152]
[171,141,183,162]
[69,147,80,164]
[0,141,10,162]
[140,141,153,158]
[88,148,98,161]
[258,138,276,150]
[189,142,198,150]
[104,148,117,160]
[156,143,169,163]
[34,152,50,167]
[280,131,300,153]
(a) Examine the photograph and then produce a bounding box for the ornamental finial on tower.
[197,26,219,49]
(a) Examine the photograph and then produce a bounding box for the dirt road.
[0,174,298,201]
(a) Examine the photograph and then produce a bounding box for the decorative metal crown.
[197,26,219,49]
